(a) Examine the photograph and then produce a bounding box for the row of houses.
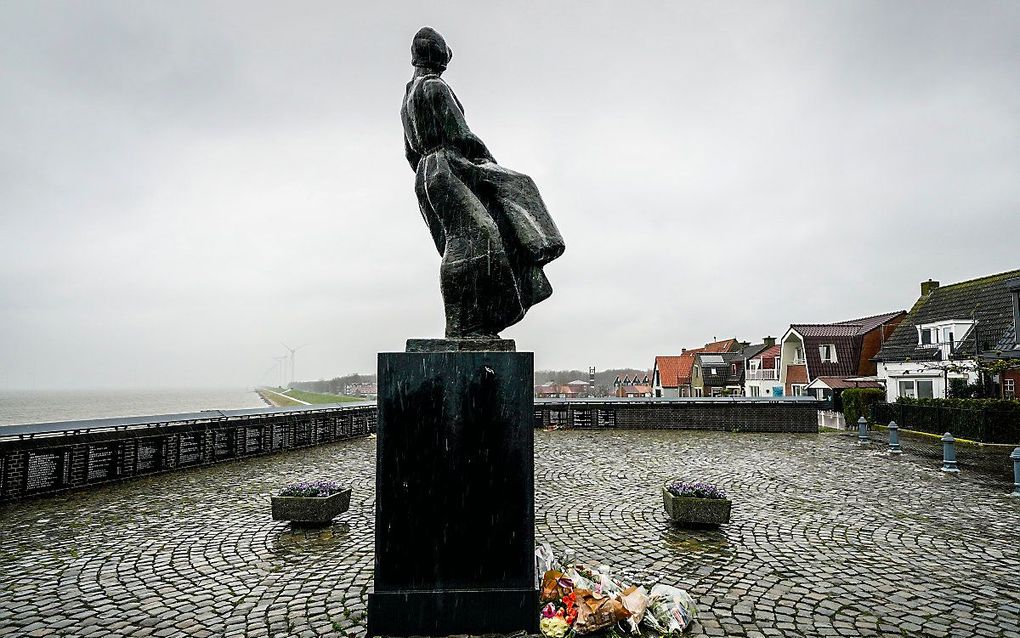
[652,269,1020,402]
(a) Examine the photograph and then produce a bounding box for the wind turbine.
[272,355,288,388]
[281,343,306,386]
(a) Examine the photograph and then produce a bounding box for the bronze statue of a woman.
[401,27,565,340]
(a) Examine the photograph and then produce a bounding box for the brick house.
[653,339,742,398]
[874,270,1020,400]
[778,311,905,396]
[694,341,772,397]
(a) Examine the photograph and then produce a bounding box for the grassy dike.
[256,387,364,407]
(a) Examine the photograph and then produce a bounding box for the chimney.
[921,279,940,297]
[681,348,687,353]
[763,336,776,347]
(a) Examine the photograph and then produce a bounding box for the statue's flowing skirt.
[416,149,565,336]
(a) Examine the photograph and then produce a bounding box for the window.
[750,386,760,397]
[694,388,703,397]
[655,389,661,397]
[920,329,931,345]
[942,327,954,347]
[711,368,717,376]
[898,380,916,399]
[791,384,806,396]
[898,378,935,399]
[917,380,934,399]
[794,347,805,363]
[816,389,826,400]
[1005,378,1015,400]
[819,344,837,363]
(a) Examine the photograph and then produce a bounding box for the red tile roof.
[656,339,741,387]
[750,344,782,367]
[654,355,689,388]
[704,338,740,353]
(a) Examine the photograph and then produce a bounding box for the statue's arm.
[404,134,421,171]
[423,78,496,163]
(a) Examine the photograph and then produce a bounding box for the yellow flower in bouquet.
[539,615,571,638]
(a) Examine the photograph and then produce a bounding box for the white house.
[744,344,782,398]
[874,271,1020,401]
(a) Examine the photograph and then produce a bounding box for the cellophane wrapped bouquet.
[536,543,697,638]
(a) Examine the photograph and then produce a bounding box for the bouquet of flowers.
[536,544,697,638]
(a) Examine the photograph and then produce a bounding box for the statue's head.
[411,27,452,72]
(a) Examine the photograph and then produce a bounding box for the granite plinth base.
[405,338,516,352]
[368,589,538,637]
[369,350,537,636]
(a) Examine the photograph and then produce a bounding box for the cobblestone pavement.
[1,430,1018,638]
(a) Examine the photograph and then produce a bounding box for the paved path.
[1,430,1018,638]
[259,388,310,405]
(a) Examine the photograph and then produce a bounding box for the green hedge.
[872,397,1020,443]
[896,396,1020,411]
[842,388,886,426]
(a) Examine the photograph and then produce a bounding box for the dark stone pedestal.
[368,350,537,637]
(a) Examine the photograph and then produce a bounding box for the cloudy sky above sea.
[1,1,1018,390]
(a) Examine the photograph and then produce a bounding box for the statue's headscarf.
[412,27,453,71]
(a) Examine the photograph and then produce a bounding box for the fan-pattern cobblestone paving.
[1,430,1018,638]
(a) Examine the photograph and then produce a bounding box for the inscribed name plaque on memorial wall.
[25,449,71,492]
[135,438,163,473]
[213,430,234,460]
[271,421,286,450]
[86,442,121,482]
[244,426,264,454]
[178,432,203,466]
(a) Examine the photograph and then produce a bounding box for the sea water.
[0,388,266,426]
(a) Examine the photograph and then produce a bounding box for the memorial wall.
[0,404,378,504]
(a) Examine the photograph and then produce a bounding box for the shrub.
[666,480,727,500]
[278,480,346,497]
[842,388,886,426]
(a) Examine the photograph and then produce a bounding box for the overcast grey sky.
[1,1,1018,390]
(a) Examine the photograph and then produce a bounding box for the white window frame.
[898,378,936,400]
[749,386,760,397]
[819,344,838,363]
[1005,378,1015,400]
[791,384,806,396]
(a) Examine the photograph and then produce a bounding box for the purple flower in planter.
[667,480,727,500]
[279,480,346,498]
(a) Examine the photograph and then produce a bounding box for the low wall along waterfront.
[534,397,823,432]
[0,402,377,504]
[0,397,821,504]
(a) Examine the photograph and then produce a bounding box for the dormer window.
[917,320,974,357]
[819,344,838,363]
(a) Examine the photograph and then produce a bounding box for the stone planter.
[272,488,352,525]
[662,484,731,527]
